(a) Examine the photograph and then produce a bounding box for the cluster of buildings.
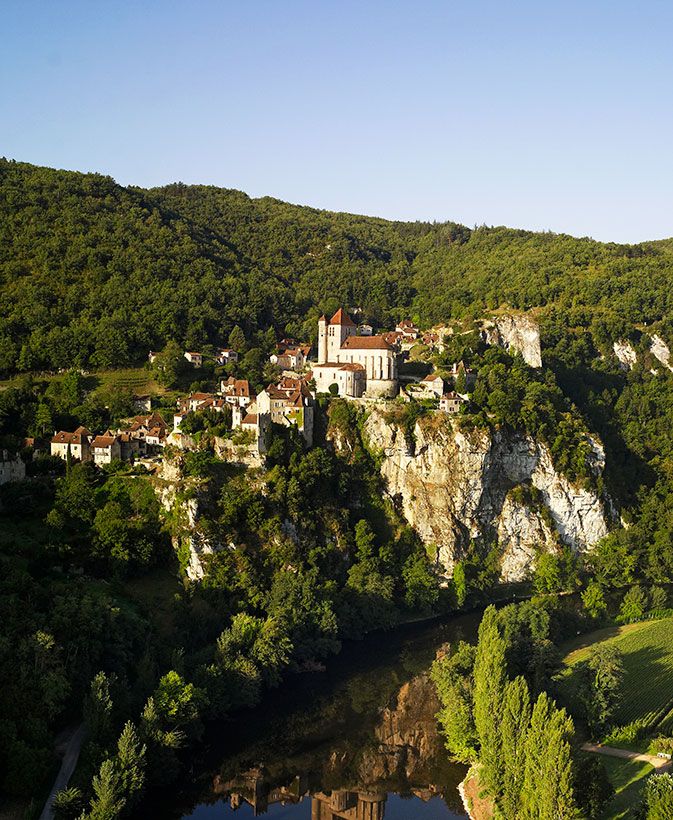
[46,309,473,468]
[50,412,169,466]
[148,348,239,369]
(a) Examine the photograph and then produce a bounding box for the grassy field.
[600,757,653,819]
[0,365,166,395]
[561,617,673,734]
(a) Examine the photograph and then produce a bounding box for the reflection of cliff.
[209,668,466,817]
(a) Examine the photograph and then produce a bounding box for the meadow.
[562,617,673,735]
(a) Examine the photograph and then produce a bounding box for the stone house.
[51,427,92,462]
[220,377,251,407]
[215,348,238,365]
[440,391,467,414]
[184,351,203,368]
[0,450,25,485]
[420,373,444,398]
[91,433,122,465]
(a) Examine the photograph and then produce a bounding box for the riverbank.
[459,767,493,820]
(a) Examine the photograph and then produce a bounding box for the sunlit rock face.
[481,314,542,368]
[650,334,673,373]
[613,339,637,370]
[363,410,611,582]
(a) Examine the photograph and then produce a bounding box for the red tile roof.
[330,308,356,327]
[342,335,394,351]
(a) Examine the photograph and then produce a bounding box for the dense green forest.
[2,157,673,375]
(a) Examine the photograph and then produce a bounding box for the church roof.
[342,335,394,351]
[330,308,356,327]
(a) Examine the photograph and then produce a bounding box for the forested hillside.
[2,157,673,375]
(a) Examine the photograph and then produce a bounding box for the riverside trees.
[433,604,583,818]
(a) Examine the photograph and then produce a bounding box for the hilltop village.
[41,309,474,470]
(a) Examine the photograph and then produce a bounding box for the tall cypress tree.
[522,692,577,819]
[473,605,507,796]
[115,721,146,809]
[500,675,531,817]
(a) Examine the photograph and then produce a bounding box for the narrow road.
[581,742,672,771]
[39,724,86,820]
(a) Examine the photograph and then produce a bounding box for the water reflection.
[177,616,478,820]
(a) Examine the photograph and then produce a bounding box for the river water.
[164,611,481,820]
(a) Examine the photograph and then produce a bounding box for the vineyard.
[563,617,673,734]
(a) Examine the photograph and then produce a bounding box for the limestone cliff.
[650,334,673,373]
[362,409,610,581]
[481,314,542,368]
[613,339,637,370]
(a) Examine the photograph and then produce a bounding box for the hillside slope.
[2,158,673,375]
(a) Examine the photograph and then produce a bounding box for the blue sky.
[2,0,672,243]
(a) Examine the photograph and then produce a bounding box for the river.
[156,611,481,819]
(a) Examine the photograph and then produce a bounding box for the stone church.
[312,309,398,398]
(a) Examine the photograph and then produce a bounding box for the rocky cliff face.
[481,314,542,368]
[613,339,637,370]
[650,334,673,373]
[363,409,610,581]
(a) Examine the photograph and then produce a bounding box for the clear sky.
[2,0,672,243]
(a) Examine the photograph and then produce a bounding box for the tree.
[114,721,146,810]
[228,325,247,353]
[402,552,439,612]
[583,645,624,735]
[473,606,507,796]
[431,641,477,763]
[85,758,125,820]
[619,585,648,623]
[52,786,84,819]
[644,773,673,819]
[574,756,613,819]
[84,672,114,749]
[582,580,607,619]
[521,692,576,818]
[500,676,531,817]
[452,561,468,608]
[34,401,53,437]
[649,586,669,611]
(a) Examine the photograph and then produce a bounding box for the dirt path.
[39,724,86,820]
[581,742,672,771]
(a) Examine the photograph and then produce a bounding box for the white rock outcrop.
[613,340,637,370]
[363,410,610,581]
[481,314,542,368]
[650,334,673,373]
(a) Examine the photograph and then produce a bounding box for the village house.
[133,395,152,413]
[440,391,467,414]
[270,344,311,371]
[358,323,373,336]
[148,351,159,364]
[124,412,168,453]
[382,330,403,349]
[183,351,203,368]
[422,331,440,347]
[219,377,251,407]
[91,433,122,466]
[215,348,239,365]
[0,450,26,485]
[396,319,419,340]
[255,376,314,445]
[420,373,444,398]
[312,309,398,398]
[449,360,477,387]
[51,427,92,462]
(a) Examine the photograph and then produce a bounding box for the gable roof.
[342,335,394,351]
[91,434,118,448]
[330,308,356,327]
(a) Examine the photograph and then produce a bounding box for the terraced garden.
[562,617,673,734]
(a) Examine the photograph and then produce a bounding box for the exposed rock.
[650,334,673,373]
[481,314,542,368]
[497,494,556,582]
[363,410,610,581]
[613,339,637,370]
